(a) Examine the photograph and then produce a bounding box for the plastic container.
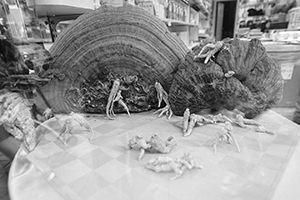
[263,42,300,107]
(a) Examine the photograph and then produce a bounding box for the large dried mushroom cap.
[40,4,188,114]
[169,38,284,118]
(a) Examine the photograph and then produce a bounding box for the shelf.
[26,0,94,17]
[269,21,289,29]
[160,18,198,27]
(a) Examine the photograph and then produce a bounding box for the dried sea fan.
[40,4,189,114]
[169,38,284,118]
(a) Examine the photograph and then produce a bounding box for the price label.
[281,63,294,80]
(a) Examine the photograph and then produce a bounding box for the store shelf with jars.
[237,0,269,39]
[138,0,210,48]
[237,0,300,39]
[236,1,300,108]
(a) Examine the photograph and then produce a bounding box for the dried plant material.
[128,134,177,161]
[154,82,173,119]
[169,38,284,119]
[0,39,50,92]
[39,5,188,115]
[194,41,224,64]
[58,112,93,145]
[37,6,283,120]
[207,113,233,124]
[182,108,190,133]
[234,114,262,128]
[106,79,121,119]
[255,125,275,135]
[184,114,214,137]
[0,91,37,151]
[213,122,240,155]
[145,153,202,180]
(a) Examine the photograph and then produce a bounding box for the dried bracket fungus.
[40,4,188,114]
[40,5,284,118]
[170,38,284,118]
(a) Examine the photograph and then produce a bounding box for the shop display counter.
[9,110,300,200]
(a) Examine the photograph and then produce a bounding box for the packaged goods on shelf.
[138,1,166,18]
[288,6,300,29]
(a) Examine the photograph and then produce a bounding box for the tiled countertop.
[8,110,300,200]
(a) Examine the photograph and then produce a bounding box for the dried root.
[106,79,120,119]
[212,122,240,155]
[183,113,214,137]
[182,108,190,134]
[128,133,177,161]
[154,82,173,119]
[194,41,224,64]
[255,126,275,135]
[207,113,232,124]
[58,112,93,145]
[145,153,203,180]
[234,114,262,128]
[113,90,130,117]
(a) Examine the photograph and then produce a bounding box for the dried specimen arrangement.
[145,153,202,180]
[39,5,188,116]
[128,134,177,161]
[40,5,283,120]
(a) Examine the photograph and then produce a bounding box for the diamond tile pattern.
[9,110,300,200]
